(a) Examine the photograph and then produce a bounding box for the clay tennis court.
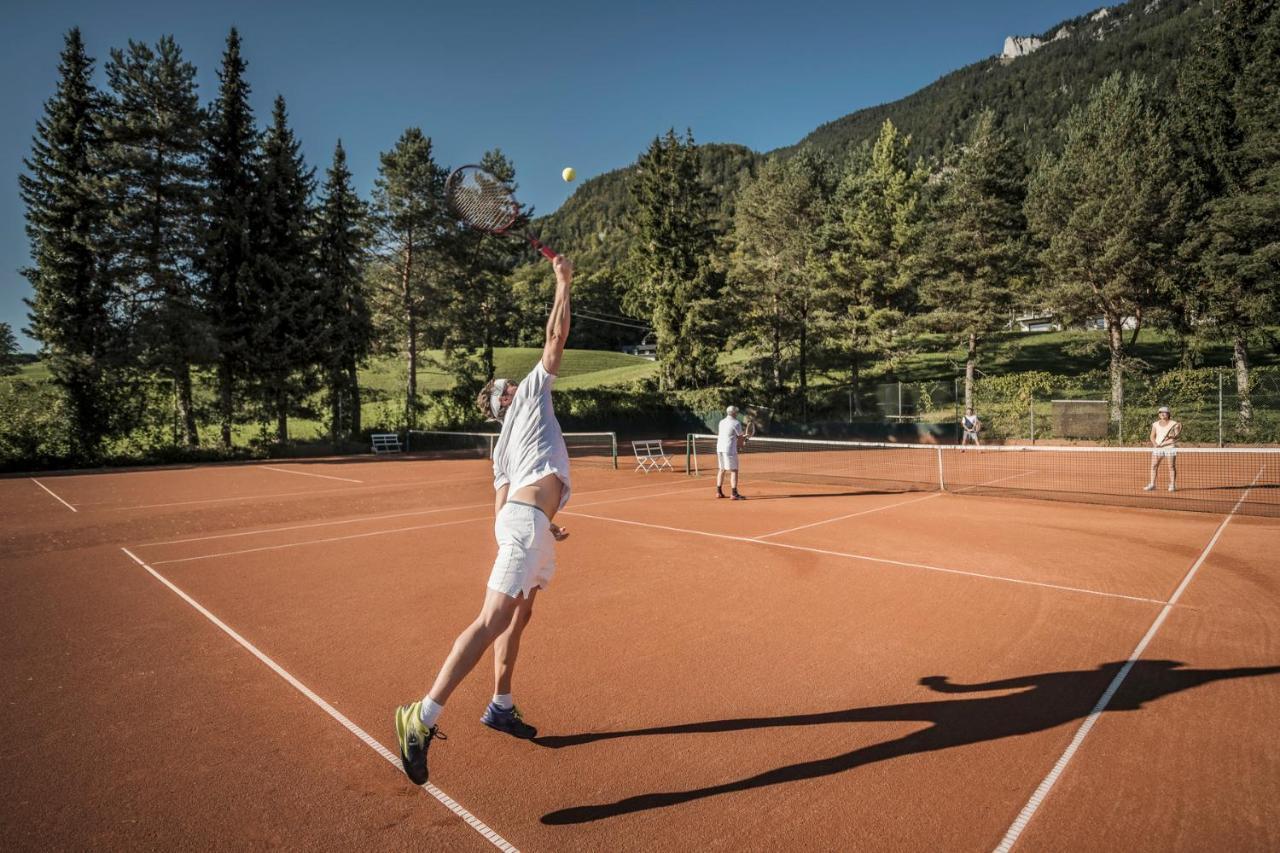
[3,444,1279,851]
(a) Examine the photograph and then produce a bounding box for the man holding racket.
[1143,405,1181,492]
[394,254,574,786]
[715,405,747,500]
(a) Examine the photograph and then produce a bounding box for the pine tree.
[917,111,1029,409]
[1026,73,1185,428]
[20,28,117,459]
[368,128,449,428]
[102,35,208,446]
[202,28,258,448]
[825,120,925,411]
[624,129,723,391]
[726,151,836,418]
[1175,0,1280,432]
[435,149,522,400]
[315,140,372,441]
[0,322,20,376]
[246,95,317,443]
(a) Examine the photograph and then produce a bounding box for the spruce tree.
[726,151,836,418]
[247,96,317,443]
[368,128,449,428]
[1027,73,1184,430]
[102,36,208,446]
[435,148,522,399]
[20,28,116,459]
[202,28,258,448]
[917,111,1029,409]
[825,120,925,411]
[1175,0,1280,432]
[624,129,723,391]
[0,322,20,376]
[315,140,372,441]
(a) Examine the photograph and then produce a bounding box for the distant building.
[1010,313,1063,332]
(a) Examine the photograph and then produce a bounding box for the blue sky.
[2,0,1104,352]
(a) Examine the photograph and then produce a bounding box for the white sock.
[492,693,513,710]
[419,697,444,727]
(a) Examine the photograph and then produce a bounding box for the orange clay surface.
[2,454,1278,852]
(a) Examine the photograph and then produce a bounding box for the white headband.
[489,379,511,419]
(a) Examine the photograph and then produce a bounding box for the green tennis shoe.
[395,701,445,785]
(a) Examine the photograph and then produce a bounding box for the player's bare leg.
[484,588,539,738]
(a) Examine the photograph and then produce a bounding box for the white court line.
[119,548,517,852]
[137,479,706,548]
[148,483,710,564]
[755,493,942,539]
[31,478,77,513]
[101,473,490,511]
[260,465,363,483]
[947,469,1037,494]
[561,510,1166,605]
[992,466,1264,853]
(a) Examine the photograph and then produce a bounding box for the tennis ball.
[562,167,576,182]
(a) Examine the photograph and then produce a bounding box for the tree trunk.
[965,333,977,412]
[276,385,288,443]
[1233,335,1252,433]
[798,319,808,425]
[1108,318,1125,434]
[176,363,198,447]
[406,315,418,429]
[1127,306,1143,348]
[329,369,342,444]
[850,354,863,416]
[347,359,361,438]
[218,361,233,449]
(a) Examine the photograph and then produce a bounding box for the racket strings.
[447,168,520,233]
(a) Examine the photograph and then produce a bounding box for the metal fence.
[798,369,1280,446]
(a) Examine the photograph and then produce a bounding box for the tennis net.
[408,430,618,469]
[686,434,1280,517]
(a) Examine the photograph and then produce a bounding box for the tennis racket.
[445,165,558,260]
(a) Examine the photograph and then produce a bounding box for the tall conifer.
[20,28,116,459]
[315,141,372,441]
[103,36,207,446]
[202,28,258,448]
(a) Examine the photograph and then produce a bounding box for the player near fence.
[1144,405,1181,492]
[716,405,747,500]
[961,407,983,448]
[393,254,574,786]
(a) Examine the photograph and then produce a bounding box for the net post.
[685,433,693,476]
[936,446,946,492]
[611,433,618,469]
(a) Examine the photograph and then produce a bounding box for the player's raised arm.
[542,255,573,376]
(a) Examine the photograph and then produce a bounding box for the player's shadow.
[535,660,1280,825]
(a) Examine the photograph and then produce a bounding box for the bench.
[632,439,674,473]
[371,433,403,454]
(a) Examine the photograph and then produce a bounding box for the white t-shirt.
[962,414,980,433]
[492,360,571,511]
[716,416,744,454]
[1152,419,1180,447]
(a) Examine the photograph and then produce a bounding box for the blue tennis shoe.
[481,703,537,739]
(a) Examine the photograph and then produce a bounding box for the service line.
[31,478,76,513]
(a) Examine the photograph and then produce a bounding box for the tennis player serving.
[1143,405,1181,493]
[394,254,575,786]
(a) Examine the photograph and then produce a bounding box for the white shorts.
[1152,448,1178,459]
[487,501,556,599]
[717,451,739,471]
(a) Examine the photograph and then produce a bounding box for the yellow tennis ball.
[562,167,576,182]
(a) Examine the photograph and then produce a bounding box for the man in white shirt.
[716,405,747,500]
[395,255,574,786]
[961,407,982,448]
[1144,405,1181,492]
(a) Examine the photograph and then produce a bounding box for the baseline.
[119,547,518,853]
[260,465,364,483]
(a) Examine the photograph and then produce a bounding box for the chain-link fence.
[792,367,1280,446]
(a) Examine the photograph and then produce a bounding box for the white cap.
[726,405,738,416]
[1158,406,1170,414]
